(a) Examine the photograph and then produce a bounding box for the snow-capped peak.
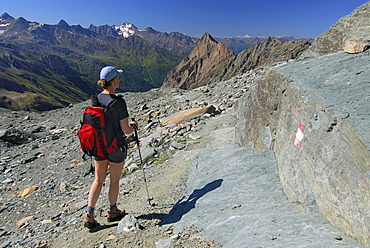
[114,22,137,38]
[0,13,13,31]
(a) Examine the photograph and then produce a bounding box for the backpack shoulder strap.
[106,95,124,109]
[91,93,102,107]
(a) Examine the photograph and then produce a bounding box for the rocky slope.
[300,1,370,58]
[162,33,310,90]
[0,69,257,247]
[163,2,370,90]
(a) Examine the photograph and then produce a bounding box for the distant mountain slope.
[0,45,96,110]
[0,13,191,111]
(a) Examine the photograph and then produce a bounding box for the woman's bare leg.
[87,160,109,208]
[108,162,125,206]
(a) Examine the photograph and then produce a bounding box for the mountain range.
[0,13,193,110]
[0,12,312,111]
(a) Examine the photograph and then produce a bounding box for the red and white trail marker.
[293,123,306,148]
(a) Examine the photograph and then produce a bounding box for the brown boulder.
[344,39,369,53]
[19,185,39,197]
[16,216,34,229]
[160,105,216,126]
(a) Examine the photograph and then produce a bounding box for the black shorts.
[94,147,127,163]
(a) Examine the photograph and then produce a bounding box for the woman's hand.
[120,118,139,134]
[129,120,139,131]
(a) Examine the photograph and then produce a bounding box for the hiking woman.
[84,66,138,228]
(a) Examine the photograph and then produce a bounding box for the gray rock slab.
[206,127,236,148]
[274,52,370,149]
[169,142,364,247]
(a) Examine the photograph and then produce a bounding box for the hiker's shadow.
[154,178,223,226]
[88,223,118,233]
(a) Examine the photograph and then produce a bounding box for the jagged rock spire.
[162,32,235,89]
[199,32,217,43]
[57,19,70,27]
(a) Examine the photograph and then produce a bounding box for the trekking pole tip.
[148,199,155,206]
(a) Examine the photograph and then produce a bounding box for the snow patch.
[115,22,137,38]
[28,22,43,31]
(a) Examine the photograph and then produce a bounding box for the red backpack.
[77,96,124,158]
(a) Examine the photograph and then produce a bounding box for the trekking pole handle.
[130,118,138,130]
[130,118,140,144]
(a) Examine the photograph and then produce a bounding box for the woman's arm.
[119,117,138,134]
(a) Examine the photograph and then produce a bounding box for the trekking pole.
[98,182,105,217]
[131,118,154,206]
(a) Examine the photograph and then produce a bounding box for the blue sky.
[1,0,368,38]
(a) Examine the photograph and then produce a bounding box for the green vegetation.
[151,157,168,166]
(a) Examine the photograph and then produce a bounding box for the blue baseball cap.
[100,66,123,82]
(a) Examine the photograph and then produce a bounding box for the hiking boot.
[107,208,126,222]
[84,212,98,229]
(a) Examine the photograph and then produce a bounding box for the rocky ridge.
[162,33,310,90]
[221,37,310,80]
[0,12,313,112]
[215,35,314,54]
